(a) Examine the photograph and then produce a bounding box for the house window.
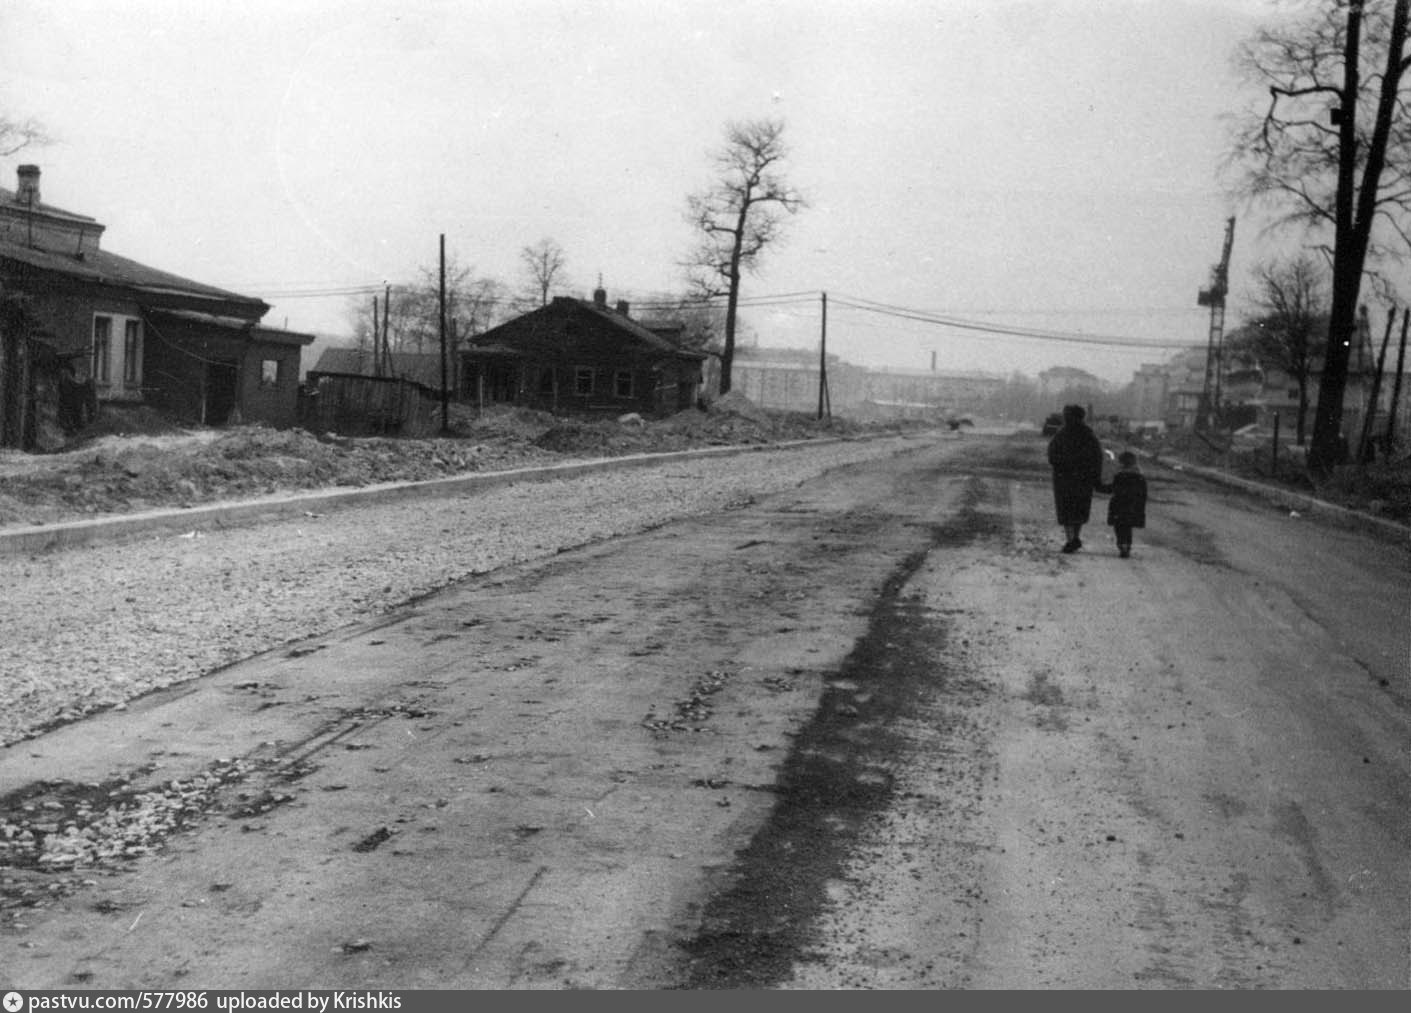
[261,359,280,386]
[94,314,143,390]
[123,319,142,385]
[538,368,556,395]
[574,367,594,396]
[614,370,634,398]
[93,316,112,384]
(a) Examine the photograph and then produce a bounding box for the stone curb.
[0,432,926,557]
[1147,453,1411,543]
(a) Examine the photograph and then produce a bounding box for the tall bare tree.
[520,237,568,308]
[1236,255,1329,445]
[0,114,51,158]
[682,119,805,395]
[1227,0,1411,473]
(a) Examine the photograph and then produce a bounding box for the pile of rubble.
[0,396,918,530]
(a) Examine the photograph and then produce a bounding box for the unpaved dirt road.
[3,433,1408,989]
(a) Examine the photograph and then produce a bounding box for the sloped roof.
[145,307,315,346]
[575,299,707,358]
[466,297,706,360]
[310,346,447,388]
[0,235,267,311]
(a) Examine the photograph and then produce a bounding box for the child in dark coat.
[1104,451,1148,558]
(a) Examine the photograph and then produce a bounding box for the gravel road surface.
[2,430,1408,990]
[1,434,929,748]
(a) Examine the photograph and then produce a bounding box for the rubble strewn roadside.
[0,422,934,750]
[0,420,934,922]
[0,396,911,530]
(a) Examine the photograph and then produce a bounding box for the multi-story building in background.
[729,345,1003,419]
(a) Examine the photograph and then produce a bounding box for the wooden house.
[0,164,314,446]
[460,288,705,418]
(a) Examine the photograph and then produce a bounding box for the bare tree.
[682,119,805,395]
[343,260,508,363]
[0,115,52,158]
[633,292,727,354]
[1236,255,1329,445]
[1226,0,1411,473]
[520,237,568,308]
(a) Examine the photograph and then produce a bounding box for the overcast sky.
[2,0,1279,383]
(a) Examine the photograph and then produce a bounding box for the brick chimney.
[15,164,40,205]
[616,300,630,317]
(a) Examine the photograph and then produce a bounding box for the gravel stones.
[1,437,920,748]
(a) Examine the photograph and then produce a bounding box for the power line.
[244,280,1204,351]
[829,293,1204,350]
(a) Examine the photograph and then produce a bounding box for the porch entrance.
[204,360,238,425]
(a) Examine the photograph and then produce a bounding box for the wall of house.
[143,323,245,424]
[239,339,305,428]
[516,358,699,417]
[21,281,147,400]
[141,325,298,428]
[466,305,703,418]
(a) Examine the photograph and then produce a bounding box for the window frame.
[122,319,142,385]
[613,370,634,398]
[574,366,595,396]
[92,316,113,385]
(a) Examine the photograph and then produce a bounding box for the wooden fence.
[299,372,438,437]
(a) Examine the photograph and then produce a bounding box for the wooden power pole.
[817,291,830,420]
[439,235,449,434]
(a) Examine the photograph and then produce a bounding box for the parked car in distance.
[1041,412,1063,436]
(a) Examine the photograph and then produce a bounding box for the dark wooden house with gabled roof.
[460,287,705,418]
[0,164,314,447]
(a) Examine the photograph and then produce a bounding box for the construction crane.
[1197,216,1236,431]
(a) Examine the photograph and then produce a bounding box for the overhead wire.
[829,293,1204,350]
[245,279,1204,351]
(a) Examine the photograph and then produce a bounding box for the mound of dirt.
[0,394,930,529]
[72,403,192,441]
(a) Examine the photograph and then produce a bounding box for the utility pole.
[817,291,830,420]
[1197,216,1236,431]
[1385,308,1408,455]
[1357,309,1395,463]
[382,284,391,377]
[439,235,450,434]
[371,296,381,377]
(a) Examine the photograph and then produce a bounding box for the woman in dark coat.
[1045,404,1105,553]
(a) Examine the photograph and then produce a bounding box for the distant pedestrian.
[1103,451,1148,559]
[1046,404,1105,553]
